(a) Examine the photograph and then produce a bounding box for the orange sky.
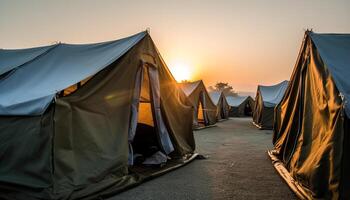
[1,0,350,93]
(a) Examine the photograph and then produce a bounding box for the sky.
[1,0,350,94]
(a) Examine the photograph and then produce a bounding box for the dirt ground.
[109,118,297,200]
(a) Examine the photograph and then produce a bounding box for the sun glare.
[170,61,192,82]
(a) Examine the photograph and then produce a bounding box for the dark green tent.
[209,91,230,121]
[179,80,217,129]
[0,31,196,199]
[270,31,350,199]
[252,80,288,129]
[226,96,255,117]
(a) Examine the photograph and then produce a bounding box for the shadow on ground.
[108,118,297,200]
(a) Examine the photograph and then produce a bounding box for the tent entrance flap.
[197,99,204,124]
[244,102,252,116]
[197,91,209,126]
[129,62,174,165]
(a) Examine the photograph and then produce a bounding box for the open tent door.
[128,59,174,165]
[197,99,204,125]
[244,102,252,116]
[196,91,209,127]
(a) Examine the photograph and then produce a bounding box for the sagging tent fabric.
[0,31,196,200]
[0,44,56,76]
[179,80,217,127]
[270,31,350,199]
[226,96,255,117]
[209,91,230,120]
[252,80,288,129]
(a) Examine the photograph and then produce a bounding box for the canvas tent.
[252,80,288,129]
[270,31,350,200]
[0,31,197,200]
[226,96,255,117]
[209,91,230,120]
[179,80,217,128]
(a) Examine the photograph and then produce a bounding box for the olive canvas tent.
[252,80,288,129]
[209,91,230,120]
[226,96,255,117]
[0,31,196,200]
[270,31,350,200]
[179,80,217,128]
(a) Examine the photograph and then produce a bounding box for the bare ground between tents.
[108,118,297,200]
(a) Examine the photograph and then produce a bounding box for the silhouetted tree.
[209,82,238,97]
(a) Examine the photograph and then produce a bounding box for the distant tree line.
[208,82,238,97]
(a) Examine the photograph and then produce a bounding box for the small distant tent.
[252,80,288,129]
[209,91,230,120]
[226,96,255,117]
[270,31,350,199]
[179,80,217,128]
[0,31,196,199]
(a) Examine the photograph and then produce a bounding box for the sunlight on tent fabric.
[169,61,192,82]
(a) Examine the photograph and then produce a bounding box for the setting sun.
[169,61,192,82]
